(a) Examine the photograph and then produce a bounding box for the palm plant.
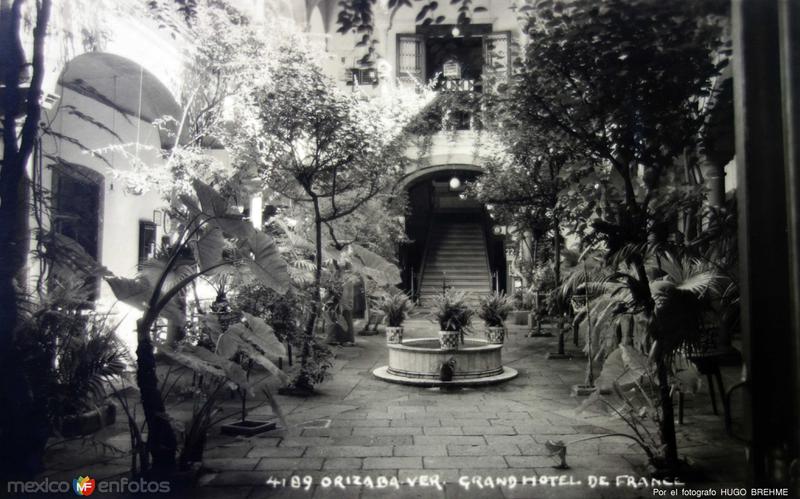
[433,289,474,345]
[16,281,130,432]
[377,289,414,327]
[569,251,721,470]
[477,292,513,328]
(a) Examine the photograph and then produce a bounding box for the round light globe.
[449,176,461,190]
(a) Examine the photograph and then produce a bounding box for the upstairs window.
[396,26,510,90]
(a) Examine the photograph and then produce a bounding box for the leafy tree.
[228,39,428,390]
[512,0,728,470]
[465,129,569,292]
[100,1,267,196]
[0,0,122,479]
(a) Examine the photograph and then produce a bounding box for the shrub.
[377,290,413,327]
[433,289,474,332]
[477,292,513,327]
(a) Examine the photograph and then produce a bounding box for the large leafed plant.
[105,179,290,475]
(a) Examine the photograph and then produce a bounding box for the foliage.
[232,283,300,344]
[334,0,486,65]
[507,0,729,470]
[513,0,728,253]
[406,90,485,135]
[576,345,702,466]
[293,337,335,387]
[160,310,288,437]
[463,121,569,296]
[226,36,430,386]
[16,282,129,427]
[433,289,475,332]
[377,289,414,327]
[511,290,534,311]
[569,252,720,467]
[229,38,428,221]
[104,179,290,474]
[95,1,271,196]
[477,292,513,327]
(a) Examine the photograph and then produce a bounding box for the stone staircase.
[418,220,492,308]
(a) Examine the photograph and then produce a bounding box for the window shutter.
[483,32,511,88]
[396,34,426,83]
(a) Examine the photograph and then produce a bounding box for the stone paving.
[39,319,747,498]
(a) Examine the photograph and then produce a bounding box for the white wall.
[41,85,168,351]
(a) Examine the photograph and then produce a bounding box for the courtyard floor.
[41,320,746,499]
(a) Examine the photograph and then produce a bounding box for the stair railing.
[480,221,493,291]
[416,217,437,304]
[410,267,416,301]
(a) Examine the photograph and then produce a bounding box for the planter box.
[509,310,533,326]
[220,419,277,437]
[60,402,117,437]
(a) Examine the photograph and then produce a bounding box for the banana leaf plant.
[158,311,288,465]
[105,179,290,476]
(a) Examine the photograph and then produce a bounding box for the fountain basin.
[372,338,518,387]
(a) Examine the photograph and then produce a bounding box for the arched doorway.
[399,166,507,306]
[43,53,178,302]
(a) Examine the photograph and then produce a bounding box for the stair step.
[420,287,490,292]
[431,249,486,254]
[420,284,491,289]
[427,256,487,261]
[426,259,487,264]
[431,240,483,244]
[421,277,490,282]
[420,288,489,291]
[422,269,490,274]
[419,220,492,303]
[424,274,487,278]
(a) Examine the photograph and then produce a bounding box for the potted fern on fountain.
[433,289,474,350]
[478,292,513,344]
[378,289,414,344]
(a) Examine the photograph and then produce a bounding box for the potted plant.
[432,289,474,350]
[16,284,129,439]
[478,292,512,344]
[378,290,414,344]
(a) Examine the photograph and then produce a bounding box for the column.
[732,0,799,492]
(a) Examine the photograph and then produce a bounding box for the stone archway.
[43,51,180,348]
[397,163,508,305]
[398,162,485,190]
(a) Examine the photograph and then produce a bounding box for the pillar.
[732,0,799,492]
[701,156,726,208]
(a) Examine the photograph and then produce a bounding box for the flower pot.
[386,326,403,344]
[439,330,460,350]
[486,326,505,344]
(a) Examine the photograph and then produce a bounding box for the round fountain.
[372,338,518,387]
